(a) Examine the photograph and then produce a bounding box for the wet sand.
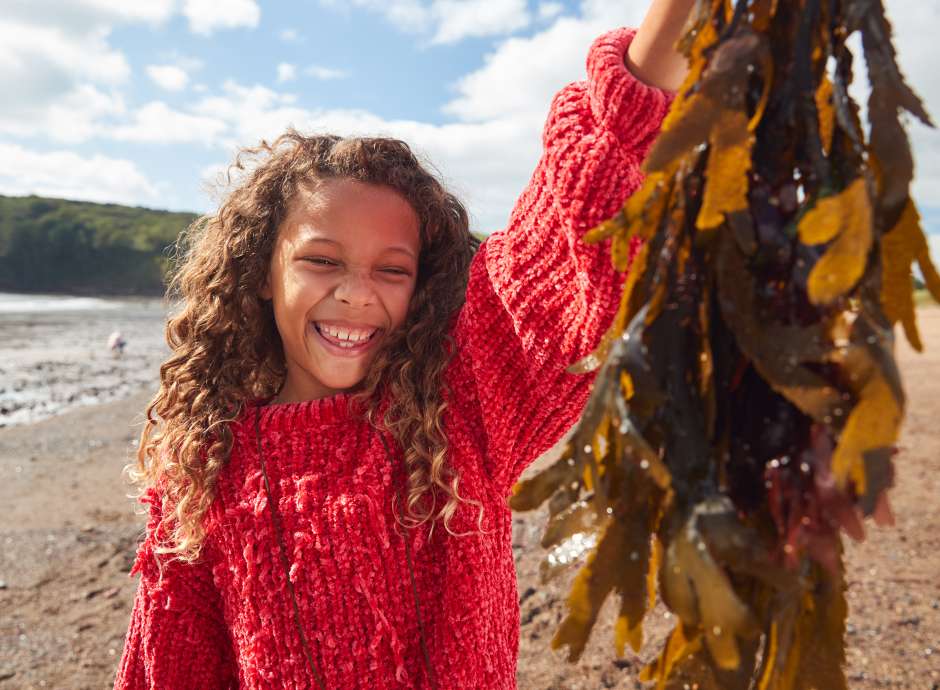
[1,311,938,689]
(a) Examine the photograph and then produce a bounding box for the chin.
[314,368,370,394]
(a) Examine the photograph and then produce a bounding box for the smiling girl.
[261,178,425,402]
[114,2,693,688]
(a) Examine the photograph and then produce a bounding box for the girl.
[115,2,693,688]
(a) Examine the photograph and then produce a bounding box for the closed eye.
[303,257,337,266]
[301,256,411,277]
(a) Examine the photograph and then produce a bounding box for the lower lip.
[312,324,380,357]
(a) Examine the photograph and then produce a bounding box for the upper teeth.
[317,323,377,342]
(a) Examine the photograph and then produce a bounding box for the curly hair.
[126,129,482,563]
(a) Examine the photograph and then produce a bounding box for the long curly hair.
[127,129,482,563]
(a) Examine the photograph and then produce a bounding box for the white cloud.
[0,142,157,205]
[0,84,126,144]
[2,0,175,31]
[44,85,127,143]
[429,0,530,45]
[0,0,245,145]
[395,118,543,231]
[0,0,192,116]
[366,0,428,33]
[182,0,260,35]
[191,80,317,147]
[277,63,298,83]
[279,28,301,42]
[0,20,130,102]
[0,2,171,143]
[305,65,349,80]
[147,64,190,91]
[538,2,565,21]
[318,0,532,45]
[112,102,227,144]
[79,0,175,24]
[441,3,641,123]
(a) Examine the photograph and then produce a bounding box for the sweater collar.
[244,391,368,432]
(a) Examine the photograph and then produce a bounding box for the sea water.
[0,293,124,314]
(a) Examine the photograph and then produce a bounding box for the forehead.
[282,178,421,254]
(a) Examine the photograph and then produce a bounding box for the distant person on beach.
[114,2,694,688]
[107,331,126,358]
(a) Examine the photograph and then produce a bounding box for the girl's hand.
[626,0,697,92]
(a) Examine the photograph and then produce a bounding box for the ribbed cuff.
[585,27,675,154]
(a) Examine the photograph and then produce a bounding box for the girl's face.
[261,178,421,403]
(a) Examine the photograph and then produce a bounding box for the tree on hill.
[0,195,197,295]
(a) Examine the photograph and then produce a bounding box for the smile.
[312,322,380,356]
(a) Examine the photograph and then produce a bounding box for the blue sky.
[1,0,938,245]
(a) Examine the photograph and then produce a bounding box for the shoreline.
[0,289,167,299]
[0,295,169,429]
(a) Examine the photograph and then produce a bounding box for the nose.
[334,270,376,308]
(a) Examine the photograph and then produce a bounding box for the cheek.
[286,267,326,301]
[270,269,329,326]
[392,282,417,326]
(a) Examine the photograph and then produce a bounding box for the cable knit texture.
[114,27,672,690]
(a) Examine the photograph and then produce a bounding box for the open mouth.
[312,322,381,353]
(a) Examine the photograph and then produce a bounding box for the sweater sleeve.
[449,27,673,496]
[113,488,237,690]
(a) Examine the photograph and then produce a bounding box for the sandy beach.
[0,302,937,689]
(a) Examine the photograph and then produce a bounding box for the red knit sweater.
[114,27,672,690]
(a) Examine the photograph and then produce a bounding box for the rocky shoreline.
[0,296,168,428]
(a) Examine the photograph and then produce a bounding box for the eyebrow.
[300,236,417,261]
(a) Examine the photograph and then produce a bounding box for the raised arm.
[627,0,696,92]
[449,7,693,497]
[114,488,237,690]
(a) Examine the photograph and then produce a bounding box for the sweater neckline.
[245,391,368,431]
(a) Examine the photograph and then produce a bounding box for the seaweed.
[511,1,935,686]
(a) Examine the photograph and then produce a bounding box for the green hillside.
[0,194,197,296]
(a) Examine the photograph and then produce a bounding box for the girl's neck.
[270,380,366,406]
[271,380,338,405]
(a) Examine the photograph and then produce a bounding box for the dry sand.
[1,313,938,689]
